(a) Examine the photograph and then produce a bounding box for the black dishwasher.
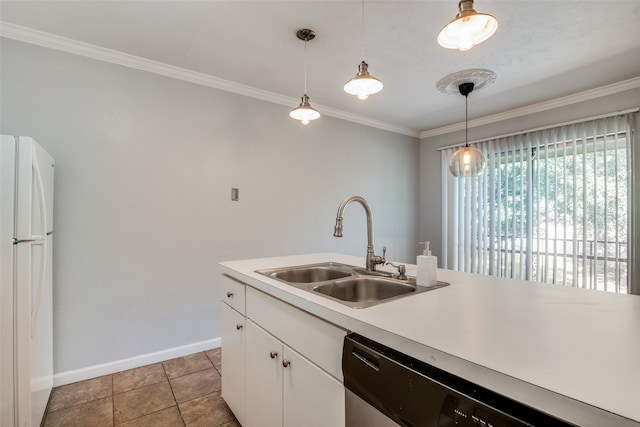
[343,333,575,427]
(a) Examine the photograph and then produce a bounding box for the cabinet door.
[246,320,283,427]
[283,345,345,427]
[220,303,246,426]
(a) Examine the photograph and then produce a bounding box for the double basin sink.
[256,262,448,309]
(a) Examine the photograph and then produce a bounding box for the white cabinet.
[220,273,346,427]
[246,320,345,427]
[282,336,345,427]
[245,321,283,427]
[245,286,346,381]
[220,302,246,426]
[220,274,247,426]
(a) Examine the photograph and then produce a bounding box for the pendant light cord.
[465,93,469,147]
[303,38,308,94]
[361,0,365,61]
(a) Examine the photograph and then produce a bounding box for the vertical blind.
[441,112,636,293]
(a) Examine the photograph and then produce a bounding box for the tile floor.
[42,348,241,427]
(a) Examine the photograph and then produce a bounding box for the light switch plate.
[231,188,239,201]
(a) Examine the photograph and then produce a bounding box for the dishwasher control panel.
[439,394,527,427]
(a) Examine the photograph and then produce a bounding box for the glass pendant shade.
[449,146,485,177]
[438,0,498,51]
[449,81,485,177]
[344,61,383,100]
[289,94,320,125]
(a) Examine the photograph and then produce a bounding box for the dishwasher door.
[342,333,574,427]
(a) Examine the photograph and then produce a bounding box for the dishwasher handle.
[352,347,380,371]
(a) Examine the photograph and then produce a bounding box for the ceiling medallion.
[436,69,496,95]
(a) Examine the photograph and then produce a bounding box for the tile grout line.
[162,355,186,426]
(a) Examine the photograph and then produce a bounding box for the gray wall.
[0,38,419,373]
[420,87,640,266]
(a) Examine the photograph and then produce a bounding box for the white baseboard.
[52,337,221,387]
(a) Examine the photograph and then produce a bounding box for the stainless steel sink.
[314,277,414,305]
[256,262,355,283]
[255,262,449,308]
[269,264,352,283]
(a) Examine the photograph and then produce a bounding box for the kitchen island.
[220,253,640,427]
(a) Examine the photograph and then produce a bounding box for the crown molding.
[6,21,632,141]
[0,22,420,138]
[420,76,640,139]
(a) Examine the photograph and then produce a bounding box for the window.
[441,112,636,294]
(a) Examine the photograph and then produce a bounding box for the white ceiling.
[1,1,639,136]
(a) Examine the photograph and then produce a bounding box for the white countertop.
[220,253,640,426]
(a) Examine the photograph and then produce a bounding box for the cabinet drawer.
[221,274,246,315]
[246,287,346,381]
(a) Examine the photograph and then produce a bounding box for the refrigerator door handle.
[30,154,49,335]
[31,240,47,337]
[13,239,37,244]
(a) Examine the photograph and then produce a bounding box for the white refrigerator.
[1,135,54,427]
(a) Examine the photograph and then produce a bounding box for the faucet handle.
[369,245,387,271]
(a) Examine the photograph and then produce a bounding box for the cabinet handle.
[236,324,243,330]
[227,292,234,298]
[282,360,290,368]
[270,351,278,359]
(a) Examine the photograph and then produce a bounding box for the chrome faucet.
[333,195,386,271]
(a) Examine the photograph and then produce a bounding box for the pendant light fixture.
[289,29,320,125]
[344,0,383,100]
[437,0,498,51]
[449,82,485,177]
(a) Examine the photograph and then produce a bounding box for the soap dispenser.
[417,241,437,287]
